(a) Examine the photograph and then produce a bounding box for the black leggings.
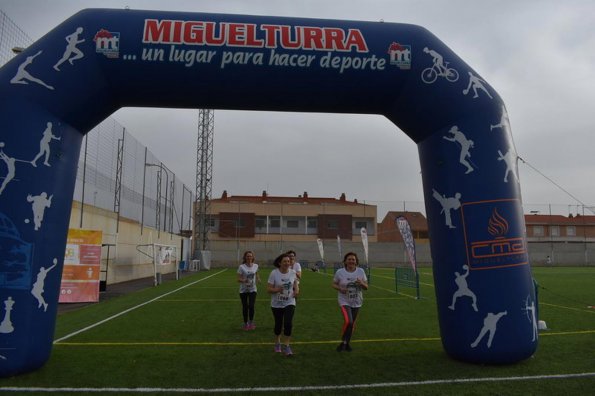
[340,305,360,343]
[239,292,257,323]
[271,305,295,337]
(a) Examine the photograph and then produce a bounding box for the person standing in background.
[286,250,302,281]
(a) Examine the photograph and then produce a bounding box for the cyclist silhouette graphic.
[422,47,459,84]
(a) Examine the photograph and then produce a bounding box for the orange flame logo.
[487,208,509,237]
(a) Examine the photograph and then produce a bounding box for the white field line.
[53,269,227,344]
[2,372,594,393]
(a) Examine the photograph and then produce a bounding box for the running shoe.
[284,345,293,357]
[344,343,352,352]
[242,323,250,331]
[336,342,345,352]
[274,343,282,353]
[248,322,256,330]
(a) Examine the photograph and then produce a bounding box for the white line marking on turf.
[53,269,227,344]
[2,372,594,393]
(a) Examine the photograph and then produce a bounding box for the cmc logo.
[461,199,528,270]
[94,29,120,58]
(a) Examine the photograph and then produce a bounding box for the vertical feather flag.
[360,227,369,266]
[396,216,417,272]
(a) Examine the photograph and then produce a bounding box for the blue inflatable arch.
[0,9,537,376]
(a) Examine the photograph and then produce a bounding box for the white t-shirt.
[268,268,297,308]
[333,267,367,308]
[292,262,302,274]
[237,263,259,293]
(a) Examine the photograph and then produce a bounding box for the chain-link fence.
[72,118,194,235]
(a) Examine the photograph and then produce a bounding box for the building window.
[567,226,576,236]
[286,220,299,228]
[255,216,266,229]
[355,221,367,229]
[269,216,280,228]
[550,225,560,237]
[307,218,317,229]
[533,225,544,237]
[327,220,338,229]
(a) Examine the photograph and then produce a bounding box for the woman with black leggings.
[237,251,260,330]
[267,253,299,356]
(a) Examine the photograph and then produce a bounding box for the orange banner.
[59,229,103,303]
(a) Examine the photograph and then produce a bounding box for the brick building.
[206,191,377,243]
[377,211,429,242]
[524,213,595,241]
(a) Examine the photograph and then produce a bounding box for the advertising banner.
[396,216,417,272]
[59,229,102,303]
[360,227,369,265]
[316,238,324,261]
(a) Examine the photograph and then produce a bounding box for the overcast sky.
[2,0,595,217]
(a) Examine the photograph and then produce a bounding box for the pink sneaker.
[274,343,282,353]
[242,323,250,331]
[248,323,256,330]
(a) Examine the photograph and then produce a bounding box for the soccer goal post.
[153,244,179,285]
[395,266,420,299]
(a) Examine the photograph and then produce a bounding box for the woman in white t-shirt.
[332,252,368,352]
[286,250,302,281]
[237,251,260,330]
[267,253,300,356]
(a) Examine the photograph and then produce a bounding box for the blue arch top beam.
[0,9,536,376]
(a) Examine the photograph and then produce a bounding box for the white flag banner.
[337,235,342,261]
[396,216,417,272]
[316,238,325,261]
[360,227,369,265]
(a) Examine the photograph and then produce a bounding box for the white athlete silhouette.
[31,258,58,312]
[448,265,478,312]
[10,50,54,90]
[27,192,53,231]
[432,189,462,229]
[53,27,85,71]
[523,296,538,342]
[443,126,475,174]
[490,105,510,131]
[31,122,61,167]
[421,47,459,84]
[463,71,492,99]
[497,149,519,183]
[471,311,507,348]
[0,145,16,196]
[0,142,31,195]
[424,47,445,72]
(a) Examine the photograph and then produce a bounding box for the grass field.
[1,266,594,395]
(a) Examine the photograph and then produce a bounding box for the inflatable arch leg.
[0,9,537,376]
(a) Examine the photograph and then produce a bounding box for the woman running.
[267,253,299,356]
[332,252,368,352]
[237,250,260,330]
